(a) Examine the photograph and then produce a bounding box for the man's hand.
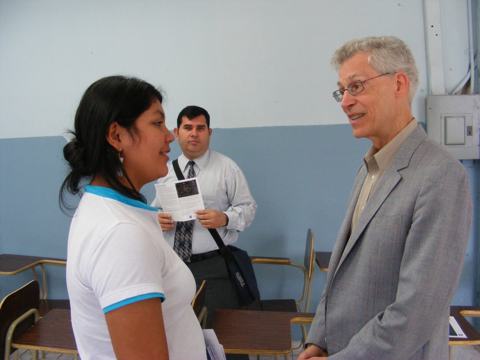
[157,212,175,231]
[297,344,328,360]
[196,209,228,229]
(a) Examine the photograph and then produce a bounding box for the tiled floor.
[12,345,480,359]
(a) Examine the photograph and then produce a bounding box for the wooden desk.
[449,306,480,346]
[0,253,66,300]
[12,308,78,356]
[212,309,313,356]
[315,251,331,272]
[0,254,65,275]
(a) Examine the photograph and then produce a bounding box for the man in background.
[152,105,257,329]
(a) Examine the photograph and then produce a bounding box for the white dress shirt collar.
[178,150,211,175]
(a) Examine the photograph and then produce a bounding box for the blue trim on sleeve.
[85,185,159,212]
[103,292,165,314]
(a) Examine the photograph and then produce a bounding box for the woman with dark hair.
[61,76,207,359]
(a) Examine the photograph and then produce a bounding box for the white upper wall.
[0,0,469,138]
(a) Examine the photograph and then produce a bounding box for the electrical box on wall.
[426,95,480,160]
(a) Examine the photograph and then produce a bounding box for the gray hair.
[331,36,419,102]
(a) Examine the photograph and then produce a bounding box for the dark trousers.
[188,253,239,327]
[188,253,248,360]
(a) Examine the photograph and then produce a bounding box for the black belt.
[189,250,220,263]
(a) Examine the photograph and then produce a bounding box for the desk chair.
[1,280,40,360]
[0,254,67,309]
[249,229,315,349]
[37,258,70,316]
[213,309,314,359]
[192,280,208,328]
[12,308,77,359]
[2,280,78,359]
[250,229,315,313]
[449,306,480,360]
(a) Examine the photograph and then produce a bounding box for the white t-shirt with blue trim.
[66,185,206,359]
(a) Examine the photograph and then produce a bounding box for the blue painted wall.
[1,124,477,310]
[0,136,71,297]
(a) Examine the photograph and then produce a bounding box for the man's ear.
[106,122,124,151]
[394,72,410,98]
[173,128,179,138]
[208,128,213,136]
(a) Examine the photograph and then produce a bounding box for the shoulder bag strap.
[172,159,184,180]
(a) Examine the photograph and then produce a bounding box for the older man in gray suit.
[298,36,472,360]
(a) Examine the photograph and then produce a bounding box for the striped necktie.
[173,161,196,262]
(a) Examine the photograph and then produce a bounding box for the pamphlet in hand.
[154,178,205,222]
[203,329,226,360]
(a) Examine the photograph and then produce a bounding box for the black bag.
[207,231,260,306]
[229,247,260,304]
[172,159,260,306]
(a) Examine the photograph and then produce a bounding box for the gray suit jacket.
[307,126,472,360]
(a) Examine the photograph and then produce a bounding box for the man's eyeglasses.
[332,73,393,102]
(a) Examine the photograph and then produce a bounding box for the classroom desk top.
[449,306,480,346]
[0,253,66,275]
[0,253,67,302]
[12,308,78,354]
[315,251,331,272]
[212,309,313,356]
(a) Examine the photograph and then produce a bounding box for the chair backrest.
[302,229,315,312]
[304,228,315,280]
[191,280,207,328]
[0,280,40,360]
[191,280,207,317]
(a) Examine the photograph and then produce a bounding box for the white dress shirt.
[152,150,257,254]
